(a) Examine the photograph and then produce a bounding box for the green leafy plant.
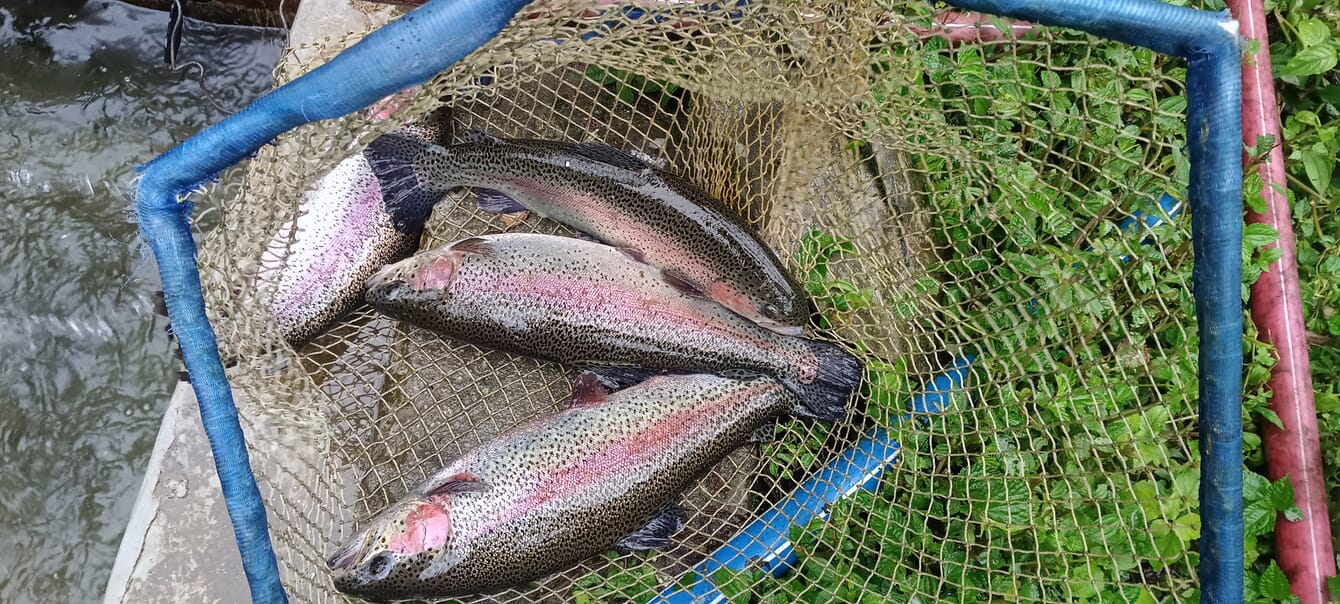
[584,65,683,112]
[573,1,1340,600]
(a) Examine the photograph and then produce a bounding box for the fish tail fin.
[363,133,450,229]
[780,339,864,422]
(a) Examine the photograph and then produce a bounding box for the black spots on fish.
[463,129,503,144]
[566,141,656,171]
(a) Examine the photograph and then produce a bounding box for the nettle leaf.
[1244,469,1271,501]
[1281,45,1339,77]
[1260,560,1293,601]
[1244,499,1277,538]
[1244,223,1282,249]
[1266,475,1297,513]
[1296,18,1332,48]
[1300,144,1336,194]
[1244,171,1267,214]
[1259,408,1287,431]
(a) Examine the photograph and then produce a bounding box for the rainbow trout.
[258,110,452,346]
[369,131,813,335]
[365,233,863,413]
[327,372,834,600]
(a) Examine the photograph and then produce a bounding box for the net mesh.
[197,1,1205,601]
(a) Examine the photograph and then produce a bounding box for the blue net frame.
[134,1,1242,602]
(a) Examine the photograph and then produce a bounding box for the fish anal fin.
[425,472,489,496]
[570,373,609,408]
[615,503,686,553]
[450,237,497,257]
[473,188,528,214]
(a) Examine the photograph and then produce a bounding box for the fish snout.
[366,261,411,292]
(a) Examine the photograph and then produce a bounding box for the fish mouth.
[366,262,406,291]
[327,530,373,571]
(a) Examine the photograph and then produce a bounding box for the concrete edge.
[102,380,190,604]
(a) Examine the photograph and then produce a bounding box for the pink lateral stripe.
[486,381,775,534]
[468,270,777,352]
[1227,1,1335,602]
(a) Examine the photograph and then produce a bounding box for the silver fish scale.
[415,137,811,332]
[367,233,810,381]
[351,373,796,599]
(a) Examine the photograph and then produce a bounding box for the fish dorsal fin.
[570,373,609,408]
[615,503,687,553]
[660,270,708,300]
[450,237,496,257]
[425,472,489,496]
[464,129,504,144]
[568,141,655,171]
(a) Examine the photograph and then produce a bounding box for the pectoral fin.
[473,188,528,214]
[615,503,686,553]
[425,472,489,496]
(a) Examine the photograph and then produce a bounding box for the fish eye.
[366,552,394,579]
[764,304,780,316]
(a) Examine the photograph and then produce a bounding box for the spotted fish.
[327,372,834,600]
[258,110,453,347]
[367,131,814,335]
[365,232,862,413]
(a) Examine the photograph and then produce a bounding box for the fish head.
[327,495,457,601]
[366,249,467,301]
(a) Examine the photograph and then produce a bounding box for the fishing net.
[198,1,1209,601]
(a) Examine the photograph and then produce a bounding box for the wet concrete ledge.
[103,0,397,601]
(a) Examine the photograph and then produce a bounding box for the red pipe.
[905,10,1037,44]
[1227,1,1336,602]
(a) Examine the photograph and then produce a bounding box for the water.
[0,2,282,601]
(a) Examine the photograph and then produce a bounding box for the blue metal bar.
[652,357,977,603]
[135,1,534,601]
[913,2,1246,601]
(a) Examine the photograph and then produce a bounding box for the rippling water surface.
[0,2,281,601]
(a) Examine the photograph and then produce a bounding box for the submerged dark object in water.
[327,372,834,600]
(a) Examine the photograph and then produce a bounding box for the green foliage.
[584,65,683,112]
[575,1,1340,600]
